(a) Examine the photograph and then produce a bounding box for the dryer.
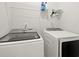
[43,30,79,57]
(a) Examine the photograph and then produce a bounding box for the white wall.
[7,2,58,34]
[57,2,79,34]
[6,2,79,35]
[0,3,10,38]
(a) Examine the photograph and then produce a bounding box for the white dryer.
[43,29,79,57]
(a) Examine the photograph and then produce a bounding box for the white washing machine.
[43,30,79,57]
[0,30,44,57]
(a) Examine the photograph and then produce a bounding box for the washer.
[0,30,44,57]
[43,30,79,57]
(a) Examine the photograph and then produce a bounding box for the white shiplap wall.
[58,2,79,34]
[7,2,58,34]
[0,3,10,38]
[6,2,79,35]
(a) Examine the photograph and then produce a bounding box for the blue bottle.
[41,2,45,11]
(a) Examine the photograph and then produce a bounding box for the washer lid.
[44,30,79,39]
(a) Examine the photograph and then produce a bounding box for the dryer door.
[60,37,79,57]
[62,40,79,57]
